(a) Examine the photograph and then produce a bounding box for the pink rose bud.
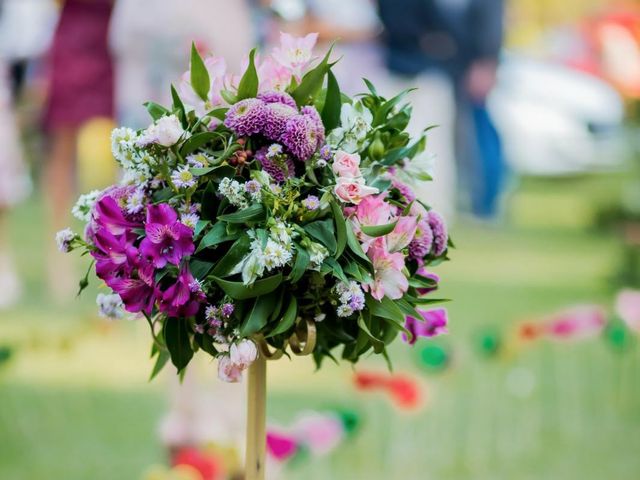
[229,339,258,367]
[218,355,244,383]
[332,150,362,179]
[334,178,379,205]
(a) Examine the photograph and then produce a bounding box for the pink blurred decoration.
[291,412,344,456]
[615,289,640,333]
[266,430,298,462]
[544,305,606,340]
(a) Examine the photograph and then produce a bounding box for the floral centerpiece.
[58,33,451,383]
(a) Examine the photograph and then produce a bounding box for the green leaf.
[288,245,310,283]
[210,234,251,277]
[196,222,236,252]
[382,136,426,166]
[322,257,347,283]
[190,42,210,102]
[164,318,194,373]
[357,315,384,353]
[266,296,297,338]
[346,224,370,263]
[180,132,221,156]
[304,219,337,254]
[360,221,398,238]
[362,78,378,96]
[149,349,170,381]
[321,69,341,131]
[189,258,215,280]
[220,89,238,105]
[240,293,278,336]
[194,332,218,356]
[236,48,259,101]
[292,45,334,105]
[395,297,422,320]
[191,165,236,179]
[366,295,411,339]
[373,88,414,126]
[194,220,209,237]
[170,84,186,123]
[218,204,266,224]
[330,200,347,258]
[408,274,438,289]
[212,273,283,300]
[144,101,170,121]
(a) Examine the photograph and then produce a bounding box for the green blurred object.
[604,319,635,353]
[475,328,502,358]
[417,344,450,372]
[335,408,361,435]
[0,345,13,367]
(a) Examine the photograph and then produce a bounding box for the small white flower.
[171,166,196,189]
[266,143,283,158]
[262,239,292,270]
[180,213,199,230]
[56,228,76,253]
[126,188,145,215]
[96,293,124,319]
[219,177,248,208]
[308,242,328,270]
[314,313,326,322]
[270,220,293,245]
[337,305,354,317]
[72,190,101,222]
[186,153,211,169]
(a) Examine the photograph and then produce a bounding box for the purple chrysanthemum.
[263,102,298,141]
[257,90,297,109]
[427,210,448,256]
[224,98,267,137]
[392,178,416,203]
[255,147,296,183]
[301,105,325,145]
[408,220,433,259]
[282,115,319,161]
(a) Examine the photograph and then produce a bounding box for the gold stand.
[244,320,317,480]
[245,353,267,480]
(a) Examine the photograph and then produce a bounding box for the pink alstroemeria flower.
[350,193,392,251]
[258,55,293,92]
[366,238,408,300]
[271,32,318,78]
[386,216,418,253]
[140,204,195,268]
[179,56,229,115]
[93,195,141,236]
[109,264,158,315]
[403,308,449,345]
[159,264,206,317]
[91,228,137,285]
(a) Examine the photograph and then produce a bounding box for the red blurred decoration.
[353,371,423,410]
[172,447,224,480]
[518,322,542,341]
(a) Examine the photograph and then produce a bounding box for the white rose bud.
[153,115,185,147]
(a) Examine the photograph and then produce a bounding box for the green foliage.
[190,42,210,102]
[164,318,193,373]
[236,48,259,101]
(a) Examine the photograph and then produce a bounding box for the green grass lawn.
[1,174,639,479]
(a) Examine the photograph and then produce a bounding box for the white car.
[488,54,626,175]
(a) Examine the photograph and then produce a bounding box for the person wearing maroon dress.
[43,0,114,296]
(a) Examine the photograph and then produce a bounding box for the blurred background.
[1,0,640,479]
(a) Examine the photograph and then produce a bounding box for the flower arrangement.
[59,33,451,383]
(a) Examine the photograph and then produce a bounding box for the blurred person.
[42,0,114,295]
[377,0,505,220]
[109,0,254,129]
[0,62,31,308]
[0,0,58,101]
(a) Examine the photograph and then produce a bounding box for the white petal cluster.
[72,190,102,222]
[218,177,249,208]
[326,101,373,153]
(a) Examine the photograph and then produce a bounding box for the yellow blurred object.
[77,117,117,191]
[170,465,203,480]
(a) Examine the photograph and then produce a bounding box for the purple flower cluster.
[427,210,448,257]
[258,90,297,108]
[224,98,266,136]
[255,146,296,183]
[408,220,434,259]
[391,178,416,203]
[223,93,325,162]
[90,196,204,316]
